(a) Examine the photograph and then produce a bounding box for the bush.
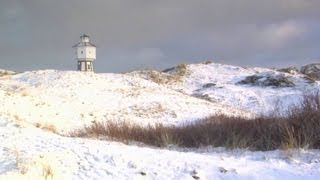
[71,93,320,151]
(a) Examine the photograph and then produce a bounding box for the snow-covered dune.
[0,69,15,76]
[182,63,320,114]
[0,69,247,134]
[0,62,313,133]
[132,62,320,115]
[0,63,320,179]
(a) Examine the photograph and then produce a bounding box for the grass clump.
[71,93,320,151]
[35,123,57,133]
[144,64,188,84]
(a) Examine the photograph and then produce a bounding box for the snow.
[0,69,249,134]
[0,62,320,179]
[156,63,320,115]
[1,118,320,179]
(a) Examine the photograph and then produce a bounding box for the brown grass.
[35,123,57,133]
[71,93,320,151]
[144,64,188,84]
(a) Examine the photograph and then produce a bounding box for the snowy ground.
[1,118,320,179]
[178,63,320,114]
[132,63,320,115]
[0,63,320,179]
[0,70,248,134]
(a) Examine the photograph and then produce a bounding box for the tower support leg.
[77,61,94,72]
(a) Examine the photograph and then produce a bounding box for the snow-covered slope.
[179,63,318,114]
[0,64,320,179]
[0,70,248,134]
[0,69,15,76]
[131,62,320,115]
[1,118,320,179]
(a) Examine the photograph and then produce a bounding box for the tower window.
[81,51,83,54]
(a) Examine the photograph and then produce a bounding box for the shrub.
[71,93,320,151]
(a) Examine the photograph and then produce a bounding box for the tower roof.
[73,34,96,47]
[80,34,90,38]
[72,42,96,48]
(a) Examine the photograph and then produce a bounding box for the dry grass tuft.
[12,147,28,174]
[144,64,188,84]
[14,152,56,179]
[176,64,187,77]
[35,123,57,134]
[71,93,320,151]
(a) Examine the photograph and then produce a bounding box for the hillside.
[0,63,320,179]
[130,62,320,114]
[0,69,248,134]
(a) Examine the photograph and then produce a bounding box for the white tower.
[73,34,96,72]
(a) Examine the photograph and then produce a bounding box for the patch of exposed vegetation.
[301,63,320,80]
[202,83,216,89]
[203,60,213,65]
[238,74,295,87]
[144,68,178,84]
[71,93,320,151]
[145,64,189,84]
[0,70,16,77]
[174,64,188,77]
[277,67,299,75]
[35,122,57,133]
[192,93,212,101]
[303,75,316,84]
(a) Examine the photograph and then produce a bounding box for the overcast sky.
[1,0,320,73]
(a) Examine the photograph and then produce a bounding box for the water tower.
[73,34,96,72]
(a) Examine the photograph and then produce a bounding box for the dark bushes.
[71,93,320,151]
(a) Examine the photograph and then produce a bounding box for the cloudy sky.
[1,0,320,72]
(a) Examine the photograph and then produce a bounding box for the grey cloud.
[0,0,319,72]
